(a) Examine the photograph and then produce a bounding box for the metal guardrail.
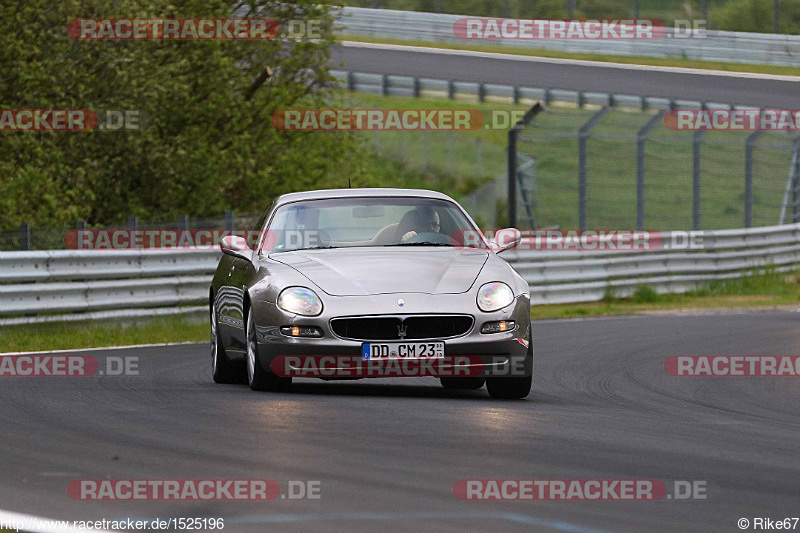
[1,223,799,323]
[0,250,219,325]
[335,7,800,67]
[330,69,755,111]
[505,223,800,304]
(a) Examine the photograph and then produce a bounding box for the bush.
[0,0,369,229]
[710,0,800,33]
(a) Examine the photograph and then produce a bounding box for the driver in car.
[401,206,441,243]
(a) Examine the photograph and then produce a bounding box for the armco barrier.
[329,69,752,111]
[1,223,799,323]
[335,7,800,67]
[0,249,219,325]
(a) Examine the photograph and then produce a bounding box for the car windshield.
[262,196,487,253]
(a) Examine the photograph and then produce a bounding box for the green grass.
[531,268,800,320]
[342,91,796,231]
[0,314,209,353]
[339,34,800,77]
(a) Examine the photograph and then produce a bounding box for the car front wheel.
[486,341,533,399]
[246,306,291,392]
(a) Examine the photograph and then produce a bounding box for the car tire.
[246,306,291,392]
[211,303,236,384]
[440,377,485,390]
[486,339,533,399]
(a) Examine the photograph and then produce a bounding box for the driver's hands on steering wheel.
[401,231,418,243]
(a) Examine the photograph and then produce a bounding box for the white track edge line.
[0,341,204,357]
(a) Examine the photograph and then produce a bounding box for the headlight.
[278,287,323,316]
[477,282,514,312]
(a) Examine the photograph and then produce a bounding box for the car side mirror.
[491,228,522,253]
[220,235,252,260]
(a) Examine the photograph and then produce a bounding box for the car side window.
[254,201,274,252]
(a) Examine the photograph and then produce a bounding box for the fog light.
[481,320,515,334]
[280,326,323,338]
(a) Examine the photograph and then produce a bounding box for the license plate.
[362,342,444,360]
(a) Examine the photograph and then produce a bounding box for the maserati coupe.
[209,188,532,399]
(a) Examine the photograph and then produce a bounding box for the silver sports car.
[209,188,533,399]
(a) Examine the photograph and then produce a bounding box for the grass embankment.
[530,269,800,319]
[0,314,208,354]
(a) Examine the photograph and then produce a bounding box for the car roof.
[273,188,456,207]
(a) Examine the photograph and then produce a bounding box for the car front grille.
[330,315,474,341]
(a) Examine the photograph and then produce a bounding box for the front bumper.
[251,291,532,379]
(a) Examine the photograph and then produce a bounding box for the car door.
[223,203,274,353]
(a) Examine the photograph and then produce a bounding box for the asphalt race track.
[331,43,800,108]
[1,312,798,532]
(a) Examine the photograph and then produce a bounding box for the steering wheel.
[404,231,451,244]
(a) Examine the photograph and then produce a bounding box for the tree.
[0,0,366,228]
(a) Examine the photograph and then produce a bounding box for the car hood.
[270,248,489,296]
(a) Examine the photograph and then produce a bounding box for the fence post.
[19,223,30,251]
[178,214,189,230]
[579,107,612,230]
[779,139,800,225]
[508,128,518,229]
[381,74,389,96]
[506,103,543,229]
[792,139,800,224]
[745,130,764,228]
[773,0,779,33]
[127,216,138,230]
[635,110,666,230]
[225,210,235,232]
[413,77,421,98]
[478,83,486,103]
[693,130,706,231]
[346,71,355,92]
[448,80,455,100]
